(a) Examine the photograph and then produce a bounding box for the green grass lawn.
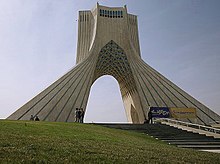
[0,120,220,163]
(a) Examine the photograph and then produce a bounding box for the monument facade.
[7,4,220,124]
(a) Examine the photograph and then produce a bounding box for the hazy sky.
[0,0,220,123]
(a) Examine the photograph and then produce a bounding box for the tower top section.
[80,3,136,18]
[97,3,126,10]
[76,3,141,63]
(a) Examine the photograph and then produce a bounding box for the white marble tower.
[7,4,220,124]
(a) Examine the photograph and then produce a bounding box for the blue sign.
[150,107,170,118]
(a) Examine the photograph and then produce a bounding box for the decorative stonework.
[94,40,136,97]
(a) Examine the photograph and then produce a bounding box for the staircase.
[95,123,220,151]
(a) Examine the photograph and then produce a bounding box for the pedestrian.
[75,108,80,122]
[148,110,153,124]
[30,115,35,121]
[78,109,81,123]
[80,108,85,123]
[35,116,40,121]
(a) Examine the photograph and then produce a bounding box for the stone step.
[162,139,220,142]
[100,126,154,130]
[148,133,206,137]
[177,145,220,149]
[152,134,208,138]
[153,137,210,140]
[137,131,204,135]
[168,142,220,145]
[134,129,193,136]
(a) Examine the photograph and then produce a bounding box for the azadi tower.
[8,4,220,125]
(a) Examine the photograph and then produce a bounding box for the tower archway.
[92,40,143,123]
[85,75,127,123]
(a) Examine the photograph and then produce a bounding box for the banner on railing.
[169,108,196,118]
[150,107,170,118]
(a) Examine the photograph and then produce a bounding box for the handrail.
[155,118,220,135]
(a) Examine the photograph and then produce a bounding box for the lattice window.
[94,40,136,96]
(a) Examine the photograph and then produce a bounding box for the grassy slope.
[0,120,220,163]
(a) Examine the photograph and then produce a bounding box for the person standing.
[78,109,82,123]
[75,108,80,122]
[148,110,153,124]
[30,115,35,121]
[80,108,85,123]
